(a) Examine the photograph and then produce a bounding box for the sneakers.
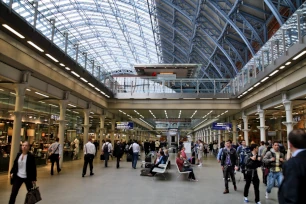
[244,197,249,203]
[198,164,202,167]
[256,202,261,204]
[265,192,269,199]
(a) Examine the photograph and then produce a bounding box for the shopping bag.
[100,154,105,160]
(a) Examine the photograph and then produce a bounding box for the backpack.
[263,150,276,168]
[239,147,250,167]
[103,143,109,153]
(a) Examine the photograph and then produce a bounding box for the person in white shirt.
[73,138,80,159]
[101,139,113,167]
[48,138,63,175]
[82,138,96,177]
[197,140,204,167]
[155,140,160,151]
[9,141,37,204]
[130,140,140,169]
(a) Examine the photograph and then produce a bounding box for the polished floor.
[0,153,279,204]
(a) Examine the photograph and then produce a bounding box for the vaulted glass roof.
[7,0,158,75]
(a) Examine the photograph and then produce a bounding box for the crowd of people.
[6,129,306,204]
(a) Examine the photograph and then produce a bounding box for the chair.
[175,163,191,180]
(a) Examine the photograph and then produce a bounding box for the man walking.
[263,141,284,199]
[237,140,250,180]
[114,140,124,168]
[82,138,96,177]
[48,138,62,175]
[130,140,140,169]
[101,139,112,167]
[278,129,306,204]
[243,144,262,204]
[221,140,238,194]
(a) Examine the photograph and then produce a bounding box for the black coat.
[221,148,238,167]
[278,150,306,204]
[114,144,124,158]
[10,152,37,181]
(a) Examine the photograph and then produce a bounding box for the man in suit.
[278,129,306,204]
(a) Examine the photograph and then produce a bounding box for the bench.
[175,163,192,180]
[152,158,170,180]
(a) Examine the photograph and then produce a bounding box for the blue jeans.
[132,152,138,168]
[266,171,283,193]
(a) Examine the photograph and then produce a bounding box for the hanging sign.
[115,122,134,130]
[212,122,232,130]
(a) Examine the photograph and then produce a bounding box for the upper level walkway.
[0,153,278,204]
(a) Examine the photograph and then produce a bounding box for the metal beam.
[264,0,284,26]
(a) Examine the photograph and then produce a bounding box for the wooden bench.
[175,163,192,180]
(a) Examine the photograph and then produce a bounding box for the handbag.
[24,184,42,204]
[183,160,191,168]
[48,144,60,160]
[100,154,105,160]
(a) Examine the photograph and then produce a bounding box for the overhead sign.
[212,122,232,130]
[116,122,134,130]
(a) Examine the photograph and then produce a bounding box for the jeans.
[224,166,236,190]
[266,171,283,193]
[82,154,94,175]
[183,167,196,179]
[132,152,138,168]
[104,152,109,167]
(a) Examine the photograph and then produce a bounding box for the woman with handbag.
[176,151,198,181]
[9,141,37,204]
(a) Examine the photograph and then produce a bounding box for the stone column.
[209,127,212,144]
[242,112,250,146]
[9,84,27,177]
[82,109,90,143]
[257,105,269,142]
[224,130,229,141]
[58,100,68,168]
[99,115,106,148]
[282,96,297,158]
[111,119,116,145]
[213,130,217,141]
[232,120,237,145]
[205,128,208,143]
[218,130,221,148]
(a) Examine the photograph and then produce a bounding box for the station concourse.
[0,0,306,203]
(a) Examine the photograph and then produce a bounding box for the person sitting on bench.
[148,151,168,176]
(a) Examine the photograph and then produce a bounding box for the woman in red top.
[176,151,197,181]
[181,147,187,159]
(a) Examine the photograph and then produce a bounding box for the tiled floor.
[0,153,279,204]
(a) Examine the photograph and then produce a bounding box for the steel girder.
[264,0,285,25]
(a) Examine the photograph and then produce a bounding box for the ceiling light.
[95,87,100,91]
[27,41,44,52]
[216,98,229,99]
[2,24,25,38]
[285,62,291,65]
[49,104,58,107]
[183,98,195,99]
[293,51,306,60]
[254,82,261,87]
[200,98,213,99]
[261,77,269,82]
[45,54,59,62]
[269,70,279,76]
[280,66,285,69]
[10,92,16,95]
[35,92,49,98]
[71,71,80,77]
[80,78,88,83]
[59,63,65,67]
[0,89,4,91]
[38,101,45,104]
[248,87,254,91]
[88,83,95,87]
[68,104,76,107]
[26,89,31,91]
[65,67,71,70]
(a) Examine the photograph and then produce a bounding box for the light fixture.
[0,89,4,91]
[65,67,71,70]
[183,98,196,99]
[38,101,45,104]
[71,71,80,77]
[216,98,229,99]
[95,87,100,91]
[88,83,95,87]
[280,66,285,69]
[285,62,291,65]
[45,54,59,62]
[26,89,31,91]
[27,41,44,52]
[49,104,58,107]
[293,51,306,60]
[59,63,65,67]
[80,78,88,83]
[269,70,279,76]
[35,92,49,98]
[248,87,254,91]
[200,98,213,99]
[10,92,16,95]
[68,104,76,108]
[2,24,25,38]
[261,77,269,82]
[254,82,261,87]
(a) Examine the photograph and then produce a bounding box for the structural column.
[224,130,229,141]
[205,128,208,143]
[242,112,250,146]
[282,95,297,158]
[209,127,212,144]
[82,109,91,143]
[218,130,221,148]
[111,119,116,145]
[99,115,106,148]
[58,100,68,168]
[213,130,217,141]
[232,120,237,145]
[257,105,269,142]
[9,84,27,177]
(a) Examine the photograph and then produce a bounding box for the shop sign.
[268,131,277,136]
[115,122,134,130]
[212,122,232,130]
[293,116,301,122]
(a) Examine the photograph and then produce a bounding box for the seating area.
[152,157,170,180]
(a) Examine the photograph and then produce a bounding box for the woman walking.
[9,141,37,204]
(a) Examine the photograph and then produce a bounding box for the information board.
[212,122,232,130]
[115,122,134,130]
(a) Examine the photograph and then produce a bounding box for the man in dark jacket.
[243,144,262,204]
[114,141,124,168]
[278,129,306,204]
[221,140,238,194]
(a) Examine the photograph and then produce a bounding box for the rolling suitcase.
[127,153,132,162]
